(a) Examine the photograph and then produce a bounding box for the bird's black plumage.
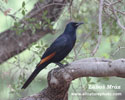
[21,22,83,89]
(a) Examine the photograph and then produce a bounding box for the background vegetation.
[0,0,125,100]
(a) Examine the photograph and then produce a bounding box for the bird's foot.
[64,63,69,67]
[55,63,69,68]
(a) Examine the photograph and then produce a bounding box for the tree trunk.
[0,0,68,64]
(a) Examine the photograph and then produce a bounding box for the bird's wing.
[37,34,68,66]
[22,35,68,89]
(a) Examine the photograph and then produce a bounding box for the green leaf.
[39,0,43,2]
[22,1,25,8]
[89,82,95,84]
[22,10,25,15]
[66,56,73,60]
[86,77,91,83]
[41,40,43,45]
[103,77,109,81]
[32,26,36,34]
[35,23,41,29]
[14,22,20,27]
[36,45,41,48]
[97,78,101,82]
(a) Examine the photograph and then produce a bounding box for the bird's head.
[67,22,84,29]
[64,22,83,34]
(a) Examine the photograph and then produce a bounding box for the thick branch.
[20,58,125,100]
[0,0,68,64]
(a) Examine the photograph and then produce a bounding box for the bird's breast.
[52,36,76,62]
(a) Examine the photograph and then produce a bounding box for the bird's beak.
[76,22,84,27]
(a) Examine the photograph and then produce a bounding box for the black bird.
[22,22,83,89]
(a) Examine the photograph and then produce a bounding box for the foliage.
[0,0,125,100]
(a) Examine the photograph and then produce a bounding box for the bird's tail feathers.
[21,63,47,89]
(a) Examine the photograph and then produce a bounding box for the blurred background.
[0,0,125,100]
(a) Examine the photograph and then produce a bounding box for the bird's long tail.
[21,63,47,89]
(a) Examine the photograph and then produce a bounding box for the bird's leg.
[55,62,69,68]
[55,62,64,68]
[64,63,69,66]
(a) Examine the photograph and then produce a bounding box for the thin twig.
[104,0,125,30]
[112,46,125,56]
[111,6,125,30]
[105,0,122,6]
[91,0,104,56]
[27,3,67,18]
[68,0,73,21]
[0,7,17,20]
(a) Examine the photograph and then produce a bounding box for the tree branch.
[0,0,68,64]
[91,0,104,56]
[20,58,125,100]
[104,0,125,30]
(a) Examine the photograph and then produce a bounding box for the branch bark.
[20,58,125,100]
[0,0,68,64]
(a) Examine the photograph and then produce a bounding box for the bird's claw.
[55,63,69,68]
